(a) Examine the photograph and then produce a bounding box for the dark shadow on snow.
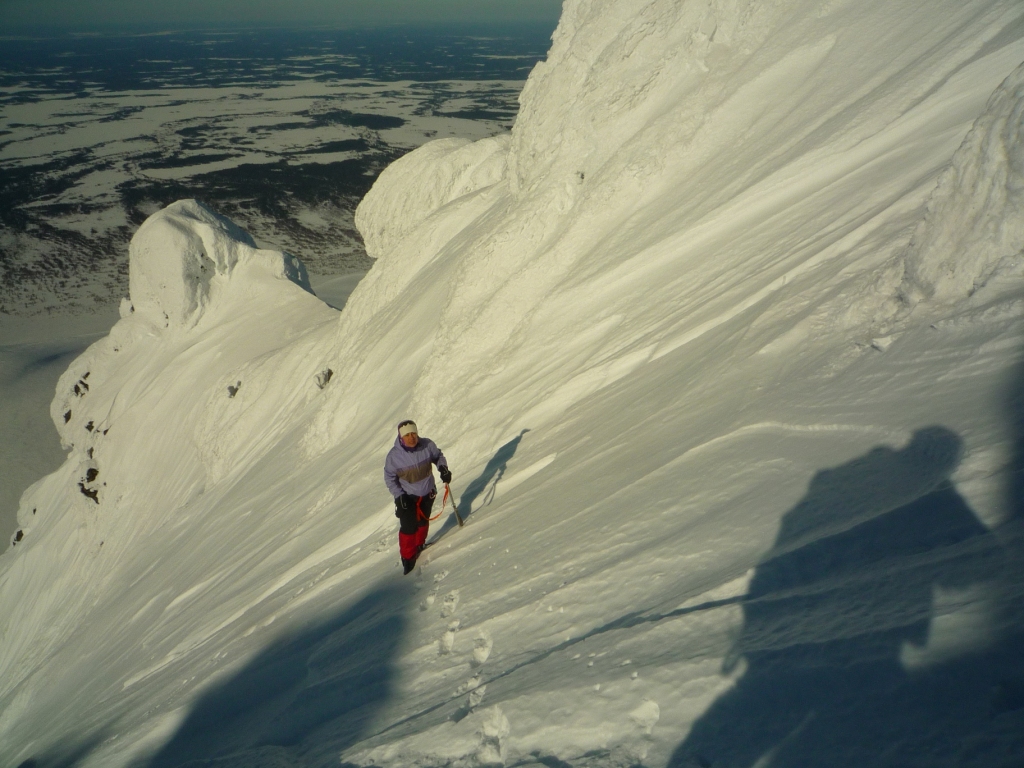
[430,429,529,542]
[14,733,109,768]
[668,423,1024,768]
[992,348,1024,716]
[137,579,415,768]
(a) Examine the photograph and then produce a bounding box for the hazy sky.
[0,0,564,29]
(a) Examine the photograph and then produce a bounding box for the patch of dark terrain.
[296,139,370,155]
[409,81,523,124]
[439,107,520,121]
[136,152,243,170]
[304,109,406,131]
[98,105,146,123]
[0,219,129,315]
[176,125,220,152]
[176,125,207,138]
[0,89,55,107]
[0,150,130,314]
[247,121,309,134]
[0,149,98,227]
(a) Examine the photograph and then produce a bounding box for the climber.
[384,420,451,574]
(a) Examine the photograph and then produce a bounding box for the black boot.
[402,557,416,575]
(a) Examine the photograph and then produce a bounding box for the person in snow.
[384,420,452,574]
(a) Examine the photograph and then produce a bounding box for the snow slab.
[2,1,1024,767]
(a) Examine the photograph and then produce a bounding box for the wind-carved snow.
[901,61,1024,306]
[127,200,312,330]
[356,134,511,262]
[3,1,1024,767]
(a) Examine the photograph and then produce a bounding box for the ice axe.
[444,483,464,527]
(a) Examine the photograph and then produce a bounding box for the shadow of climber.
[145,579,414,768]
[669,426,1013,768]
[431,429,529,541]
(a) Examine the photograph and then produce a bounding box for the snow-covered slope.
[3,1,1024,766]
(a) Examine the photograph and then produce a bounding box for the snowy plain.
[0,73,528,312]
[3,0,1024,767]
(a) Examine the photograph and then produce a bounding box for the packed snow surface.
[3,1,1024,767]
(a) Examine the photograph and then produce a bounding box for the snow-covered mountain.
[3,1,1024,766]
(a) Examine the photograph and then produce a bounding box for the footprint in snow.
[439,620,460,655]
[469,684,487,709]
[476,706,509,764]
[419,589,438,611]
[455,673,481,695]
[471,631,493,667]
[630,699,660,735]
[440,589,459,618]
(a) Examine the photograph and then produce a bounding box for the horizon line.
[0,19,561,36]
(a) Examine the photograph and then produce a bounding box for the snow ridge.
[128,200,312,329]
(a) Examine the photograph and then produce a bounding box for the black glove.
[395,494,409,516]
[438,466,452,484]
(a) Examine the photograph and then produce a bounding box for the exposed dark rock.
[316,367,333,389]
[78,483,99,503]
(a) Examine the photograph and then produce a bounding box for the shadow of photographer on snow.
[670,422,1023,768]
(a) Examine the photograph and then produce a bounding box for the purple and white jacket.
[384,433,448,499]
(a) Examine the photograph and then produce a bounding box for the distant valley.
[0,26,552,315]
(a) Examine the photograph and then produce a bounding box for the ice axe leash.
[428,483,464,527]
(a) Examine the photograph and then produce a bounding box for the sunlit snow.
[2,1,1024,767]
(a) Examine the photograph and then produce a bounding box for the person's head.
[398,420,419,448]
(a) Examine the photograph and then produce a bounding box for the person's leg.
[397,500,421,561]
[414,493,434,550]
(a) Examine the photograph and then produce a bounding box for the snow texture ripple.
[2,1,1024,767]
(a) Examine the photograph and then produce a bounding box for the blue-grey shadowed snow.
[309,272,366,312]
[13,733,108,768]
[990,348,1024,719]
[431,429,529,541]
[668,426,1024,768]
[141,580,414,768]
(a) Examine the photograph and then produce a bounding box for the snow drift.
[126,200,312,330]
[3,1,1024,767]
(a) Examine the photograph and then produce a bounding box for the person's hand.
[438,466,452,484]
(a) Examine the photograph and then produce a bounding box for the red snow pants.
[397,492,434,560]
